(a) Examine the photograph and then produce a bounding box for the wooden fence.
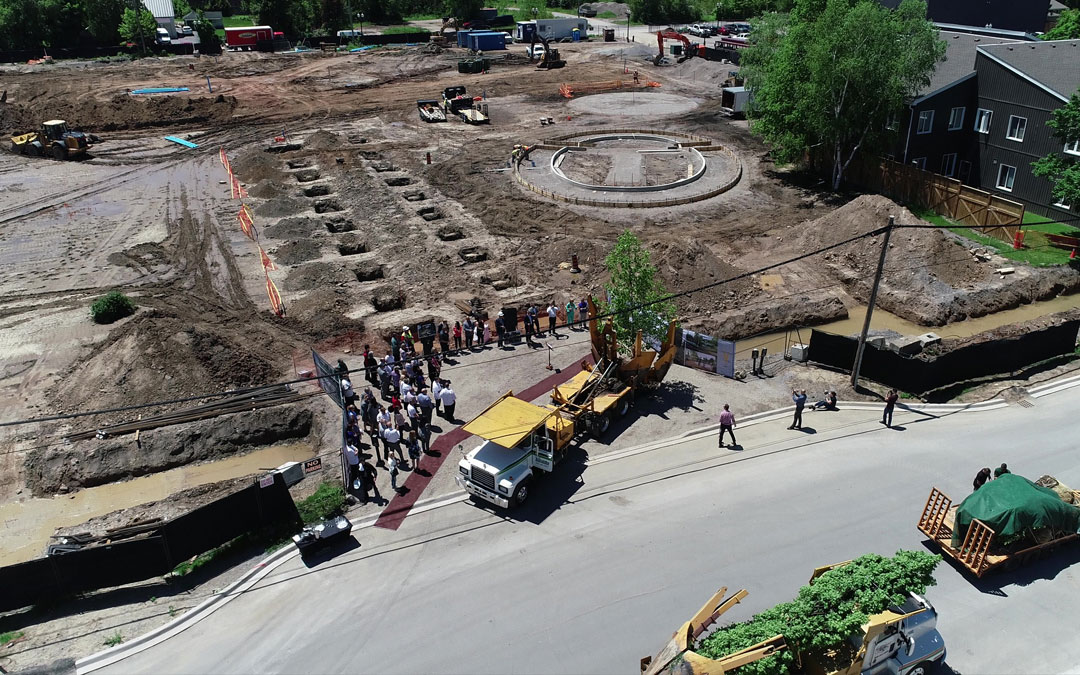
[846,156,1025,243]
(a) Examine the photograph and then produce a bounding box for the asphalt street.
[101,387,1080,674]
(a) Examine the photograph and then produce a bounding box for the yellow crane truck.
[642,562,947,675]
[10,120,91,160]
[456,300,675,508]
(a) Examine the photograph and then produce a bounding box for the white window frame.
[1006,115,1027,142]
[975,108,993,134]
[940,153,957,177]
[912,157,927,170]
[947,106,965,131]
[885,112,899,131]
[996,164,1016,192]
[916,110,934,135]
[1066,140,1080,156]
[1053,197,1072,210]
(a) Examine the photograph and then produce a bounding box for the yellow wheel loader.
[10,120,91,160]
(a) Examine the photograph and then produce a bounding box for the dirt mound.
[0,94,236,135]
[282,262,353,291]
[232,149,285,183]
[25,405,313,496]
[264,216,326,239]
[303,130,343,150]
[287,286,365,340]
[50,312,278,421]
[272,239,323,265]
[255,193,306,217]
[249,179,290,199]
[652,238,762,315]
[673,58,740,84]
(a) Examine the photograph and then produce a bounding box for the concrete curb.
[74,490,467,674]
[68,382,1040,669]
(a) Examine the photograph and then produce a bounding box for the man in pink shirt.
[718,404,737,448]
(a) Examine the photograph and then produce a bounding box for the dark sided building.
[879,0,1050,34]
[973,40,1080,218]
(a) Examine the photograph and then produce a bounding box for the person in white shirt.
[439,383,456,422]
[546,304,559,336]
[400,379,413,398]
[345,443,361,492]
[377,407,391,434]
[432,378,444,416]
[383,425,403,461]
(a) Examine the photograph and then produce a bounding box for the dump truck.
[10,120,91,160]
[642,561,947,675]
[918,473,1080,578]
[456,299,675,508]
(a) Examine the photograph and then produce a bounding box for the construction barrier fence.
[0,475,299,613]
[807,321,1080,394]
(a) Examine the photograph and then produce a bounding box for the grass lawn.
[221,14,256,27]
[912,207,1076,267]
[403,13,443,21]
[597,10,620,18]
[381,25,430,34]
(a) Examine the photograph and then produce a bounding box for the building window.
[1053,197,1072,210]
[959,160,971,181]
[975,108,993,134]
[1006,115,1027,142]
[947,107,965,131]
[885,113,899,131]
[996,164,1016,192]
[940,153,957,177]
[916,110,934,134]
[1066,140,1080,156]
[912,157,927,170]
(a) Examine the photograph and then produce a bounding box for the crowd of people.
[332,299,590,505]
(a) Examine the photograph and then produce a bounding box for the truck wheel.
[617,397,630,417]
[512,480,531,507]
[589,412,611,438]
[907,661,939,675]
[10,141,19,154]
[52,144,67,160]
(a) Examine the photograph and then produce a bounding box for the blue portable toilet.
[467,30,506,51]
[572,28,580,42]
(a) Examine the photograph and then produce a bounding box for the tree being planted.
[598,230,677,355]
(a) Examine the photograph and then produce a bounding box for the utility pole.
[850,216,894,390]
[134,0,147,54]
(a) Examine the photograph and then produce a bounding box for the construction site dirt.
[3,40,1080,650]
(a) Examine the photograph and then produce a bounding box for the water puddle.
[0,442,314,566]
[736,293,1080,359]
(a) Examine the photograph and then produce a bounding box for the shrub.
[90,291,136,324]
[296,481,346,524]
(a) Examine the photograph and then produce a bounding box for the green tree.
[256,0,314,36]
[191,9,221,50]
[83,0,126,43]
[742,0,945,190]
[319,0,349,32]
[444,0,481,20]
[118,6,159,42]
[0,0,43,50]
[1044,8,1080,40]
[598,231,677,354]
[1032,93,1080,211]
[698,551,941,675]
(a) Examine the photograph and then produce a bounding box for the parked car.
[502,31,515,43]
[578,4,597,17]
[155,27,171,44]
[526,44,546,59]
[179,24,193,36]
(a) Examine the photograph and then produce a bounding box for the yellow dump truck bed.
[554,369,626,416]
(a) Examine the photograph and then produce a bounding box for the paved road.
[102,389,1080,674]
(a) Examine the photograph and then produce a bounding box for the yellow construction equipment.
[10,120,91,160]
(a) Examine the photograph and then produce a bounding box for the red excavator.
[654,28,699,66]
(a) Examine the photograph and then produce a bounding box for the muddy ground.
[1,39,1078,583]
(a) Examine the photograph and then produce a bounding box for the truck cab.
[855,594,946,675]
[457,393,575,508]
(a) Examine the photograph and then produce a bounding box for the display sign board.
[312,348,344,409]
[259,474,276,488]
[678,329,735,378]
[303,458,323,474]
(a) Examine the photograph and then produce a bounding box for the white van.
[337,29,362,39]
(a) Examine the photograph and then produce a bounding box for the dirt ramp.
[0,94,236,135]
[25,406,313,496]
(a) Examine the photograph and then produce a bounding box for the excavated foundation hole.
[372,287,406,311]
[295,169,321,182]
[458,246,489,264]
[403,191,426,202]
[304,184,331,197]
[313,199,341,213]
[384,176,412,187]
[436,226,466,241]
[325,218,356,233]
[417,206,442,221]
[372,162,395,172]
[354,261,385,282]
[287,159,313,169]
[338,241,369,256]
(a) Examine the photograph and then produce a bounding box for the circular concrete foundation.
[566,92,700,117]
[512,129,742,208]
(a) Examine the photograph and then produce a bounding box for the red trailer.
[225,26,274,51]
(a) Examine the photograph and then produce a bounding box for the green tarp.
[952,473,1080,547]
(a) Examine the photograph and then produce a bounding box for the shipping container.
[225,26,273,50]
[466,30,506,51]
